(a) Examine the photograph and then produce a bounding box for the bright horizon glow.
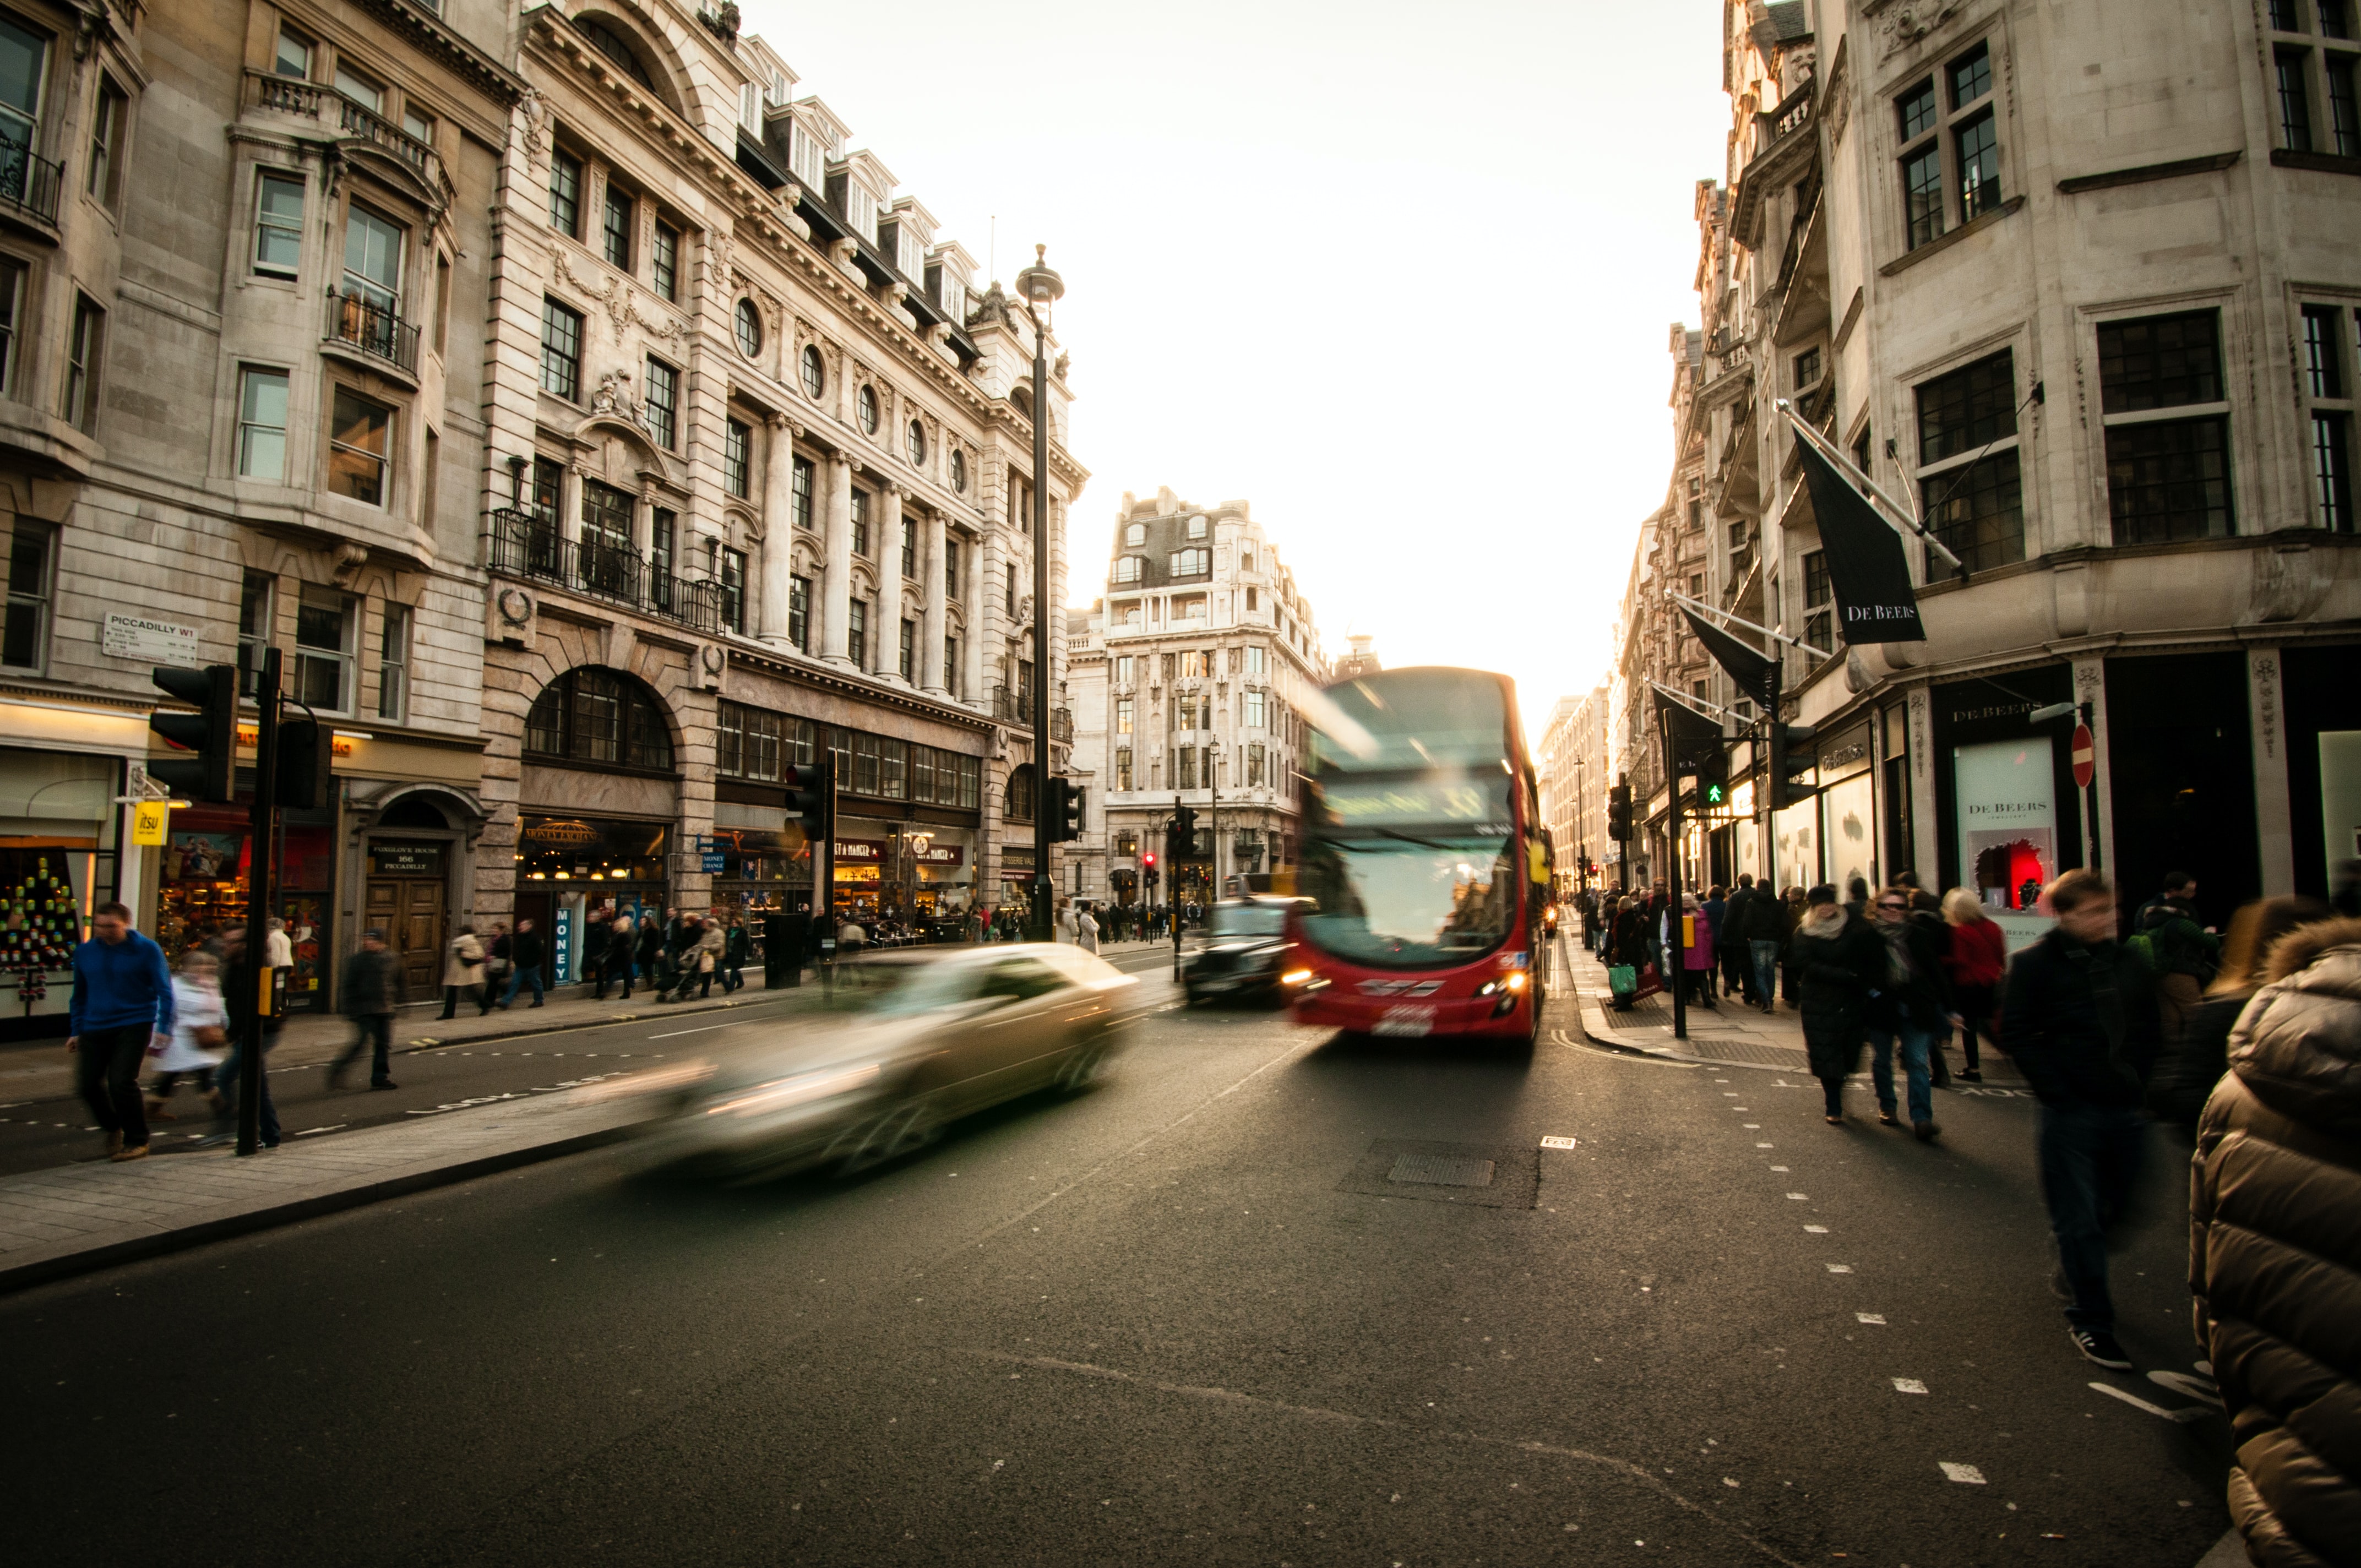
[738,1,1726,735]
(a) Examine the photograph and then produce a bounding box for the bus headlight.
[1506,972,1528,992]
[1281,969,1312,985]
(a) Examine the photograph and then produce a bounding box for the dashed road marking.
[1826,1264,1853,1273]
[1804,1225,1827,1233]
[1939,1462,1987,1484]
[2089,1382,2210,1423]
[1785,1193,1808,1200]
[1892,1378,1928,1395]
[1539,1136,1578,1150]
[1856,1313,1886,1325]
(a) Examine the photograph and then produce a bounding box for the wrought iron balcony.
[1049,707,1074,743]
[327,291,421,373]
[487,509,728,634]
[0,140,62,228]
[990,684,1034,727]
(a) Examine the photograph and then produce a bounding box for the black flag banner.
[1680,607,1776,708]
[1793,437,1928,644]
[1657,689,1726,766]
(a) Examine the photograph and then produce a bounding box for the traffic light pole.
[236,649,281,1156]
[1025,304,1056,945]
[1762,661,1781,907]
[1171,796,1184,981]
[1660,701,1687,1044]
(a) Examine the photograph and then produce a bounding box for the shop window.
[523,666,674,771]
[2,519,52,670]
[377,602,410,721]
[294,585,355,714]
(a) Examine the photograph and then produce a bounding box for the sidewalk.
[1559,938,2025,1085]
[0,1071,664,1294]
[0,968,800,1108]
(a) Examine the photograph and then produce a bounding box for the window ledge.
[2270,147,2361,177]
[2058,150,2241,194]
[1878,195,2026,278]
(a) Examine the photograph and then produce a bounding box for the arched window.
[1113,556,1143,584]
[1010,384,1034,418]
[800,343,825,399]
[576,18,656,90]
[734,298,762,358]
[1005,764,1036,823]
[857,384,879,434]
[523,667,675,771]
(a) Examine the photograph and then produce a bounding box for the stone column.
[821,449,854,667]
[875,483,906,683]
[759,416,798,649]
[920,510,948,695]
[962,534,985,707]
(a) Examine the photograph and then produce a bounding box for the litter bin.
[763,913,810,988]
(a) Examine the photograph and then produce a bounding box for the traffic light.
[275,716,335,809]
[785,757,834,841]
[1605,781,1632,842]
[1769,721,1818,811]
[1171,804,1198,859]
[1051,780,1086,843]
[149,665,238,803]
[1143,857,1160,890]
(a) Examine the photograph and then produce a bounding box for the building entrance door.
[363,841,451,999]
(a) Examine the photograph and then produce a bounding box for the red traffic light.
[1143,851,1156,865]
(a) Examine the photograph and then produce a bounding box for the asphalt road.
[2,941,2232,1566]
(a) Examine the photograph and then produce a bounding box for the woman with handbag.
[438,926,486,1020]
[146,951,227,1119]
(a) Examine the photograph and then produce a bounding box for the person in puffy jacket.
[2189,914,2361,1568]
[2150,896,2328,1134]
[1791,884,1887,1125]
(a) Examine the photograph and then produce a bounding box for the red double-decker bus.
[1287,667,1551,1046]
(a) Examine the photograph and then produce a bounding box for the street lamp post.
[1014,246,1063,943]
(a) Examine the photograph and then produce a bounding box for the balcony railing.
[327,290,421,374]
[488,510,729,634]
[244,70,451,202]
[0,140,63,228]
[990,684,1034,726]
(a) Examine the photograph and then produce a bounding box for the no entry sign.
[2071,723,2096,790]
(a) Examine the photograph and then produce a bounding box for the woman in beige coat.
[438,925,486,1020]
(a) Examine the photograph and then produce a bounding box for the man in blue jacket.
[68,901,176,1163]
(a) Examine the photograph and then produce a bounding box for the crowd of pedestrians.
[1571,862,2361,1564]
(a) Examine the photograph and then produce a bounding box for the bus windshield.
[1299,831,1516,970]
[1297,668,1524,971]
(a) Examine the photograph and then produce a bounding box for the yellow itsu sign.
[132,801,170,846]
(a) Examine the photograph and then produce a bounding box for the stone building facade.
[469,3,1081,973]
[0,0,1082,1032]
[1066,487,1324,910]
[0,0,518,1021]
[1606,0,2361,937]
[1536,688,1607,894]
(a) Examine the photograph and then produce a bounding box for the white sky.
[739,1,1729,736]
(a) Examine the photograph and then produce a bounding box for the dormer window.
[1114,556,1143,584]
[1187,515,1208,540]
[789,122,826,187]
[1169,547,1210,577]
[842,181,877,240]
[1124,522,1145,547]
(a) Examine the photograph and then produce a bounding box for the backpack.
[2121,932,2158,975]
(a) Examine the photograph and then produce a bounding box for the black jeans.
[334,1014,395,1084]
[2038,1102,2148,1332]
[75,1023,152,1146]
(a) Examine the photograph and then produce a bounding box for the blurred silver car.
[641,943,1142,1179]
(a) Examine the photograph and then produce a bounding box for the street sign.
[700,852,726,873]
[2070,723,2096,789]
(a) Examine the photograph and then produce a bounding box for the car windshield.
[1209,903,1289,938]
[1297,834,1516,970]
[821,959,978,1017]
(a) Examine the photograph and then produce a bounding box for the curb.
[0,1116,641,1297]
[397,991,775,1054]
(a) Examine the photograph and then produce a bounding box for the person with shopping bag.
[438,926,486,1020]
[146,950,227,1120]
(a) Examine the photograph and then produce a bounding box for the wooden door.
[368,879,444,997]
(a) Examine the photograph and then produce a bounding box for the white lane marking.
[1742,1124,1760,1128]
[1731,1106,1749,1110]
[1539,1135,1578,1150]
[1756,1142,1774,1148]
[2147,1370,2221,1404]
[648,1022,739,1039]
[1826,1264,1853,1273]
[1892,1378,1928,1395]
[1769,1164,1789,1171]
[1785,1193,1808,1200]
[293,1125,347,1137]
[1939,1462,1987,1485]
[1803,1225,1827,1233]
[1722,1092,1739,1097]
[2090,1382,2210,1423]
[1856,1313,1886,1325]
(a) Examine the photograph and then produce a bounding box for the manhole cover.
[1338,1139,1539,1208]
[1388,1152,1495,1188]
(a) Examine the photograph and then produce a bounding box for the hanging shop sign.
[132,801,170,846]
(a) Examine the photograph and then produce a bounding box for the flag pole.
[1647,679,1743,725]
[1775,399,1967,576]
[1663,588,1834,662]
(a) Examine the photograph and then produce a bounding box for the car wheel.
[1056,1041,1110,1093]
[833,1097,942,1177]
